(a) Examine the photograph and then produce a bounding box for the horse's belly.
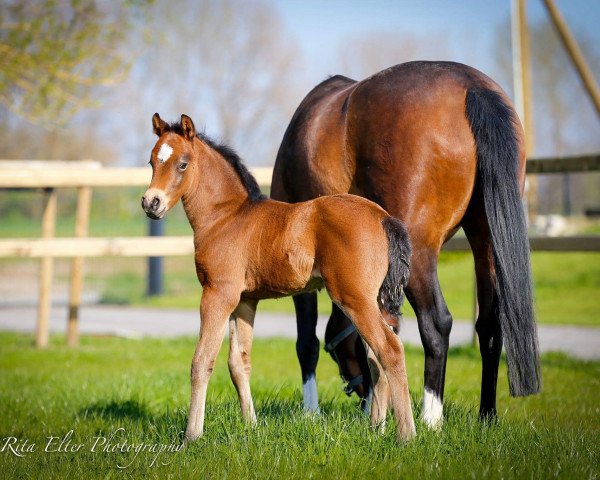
[241,275,324,301]
[242,245,321,300]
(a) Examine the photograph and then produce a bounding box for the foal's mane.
[163,121,266,202]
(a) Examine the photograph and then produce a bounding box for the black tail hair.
[378,217,412,317]
[466,87,541,396]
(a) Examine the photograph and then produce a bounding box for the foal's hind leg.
[364,343,390,430]
[405,250,453,430]
[228,300,258,424]
[344,300,415,440]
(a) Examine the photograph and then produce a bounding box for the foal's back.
[238,194,389,300]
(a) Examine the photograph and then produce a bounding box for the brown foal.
[141,113,415,442]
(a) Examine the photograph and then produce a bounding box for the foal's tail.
[378,217,412,318]
[465,87,541,397]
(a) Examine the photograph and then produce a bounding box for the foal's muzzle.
[141,193,166,219]
[324,324,367,398]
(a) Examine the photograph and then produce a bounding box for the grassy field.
[0,333,598,479]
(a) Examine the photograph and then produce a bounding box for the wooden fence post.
[36,188,57,348]
[66,186,92,347]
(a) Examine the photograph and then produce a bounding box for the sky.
[272,0,600,88]
[10,0,598,166]
[112,0,599,166]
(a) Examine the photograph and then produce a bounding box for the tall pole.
[542,0,600,117]
[147,218,164,296]
[511,0,537,221]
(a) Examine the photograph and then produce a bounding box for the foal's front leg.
[228,300,258,424]
[185,287,238,443]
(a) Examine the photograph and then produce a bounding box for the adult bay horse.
[271,61,541,427]
[142,113,415,442]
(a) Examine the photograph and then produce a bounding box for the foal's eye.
[178,162,188,171]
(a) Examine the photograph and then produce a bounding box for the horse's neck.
[181,147,249,237]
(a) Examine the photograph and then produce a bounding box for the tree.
[0,0,150,128]
[111,0,302,166]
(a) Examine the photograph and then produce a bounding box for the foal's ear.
[152,113,167,137]
[180,114,196,141]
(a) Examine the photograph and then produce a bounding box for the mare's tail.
[465,87,541,396]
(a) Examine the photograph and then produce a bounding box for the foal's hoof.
[422,417,443,431]
[422,409,443,430]
[183,431,202,446]
[370,419,386,436]
[396,420,417,441]
[397,428,417,442]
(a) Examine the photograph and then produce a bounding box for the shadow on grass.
[77,390,498,444]
[80,399,153,421]
[81,399,190,442]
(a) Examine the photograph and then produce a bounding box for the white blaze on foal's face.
[157,142,173,163]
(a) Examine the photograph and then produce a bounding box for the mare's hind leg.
[463,208,502,419]
[406,250,453,429]
[228,300,258,424]
[293,292,320,413]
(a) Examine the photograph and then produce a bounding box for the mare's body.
[271,61,541,427]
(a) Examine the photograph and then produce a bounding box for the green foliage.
[0,0,150,127]
[0,334,598,478]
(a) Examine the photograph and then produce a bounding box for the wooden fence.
[0,154,599,348]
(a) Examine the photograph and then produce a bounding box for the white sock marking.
[302,375,320,413]
[423,388,443,429]
[157,142,173,163]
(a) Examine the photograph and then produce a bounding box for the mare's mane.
[163,121,266,202]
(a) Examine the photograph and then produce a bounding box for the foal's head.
[142,113,197,219]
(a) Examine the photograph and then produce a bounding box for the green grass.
[0,333,598,479]
[93,251,600,327]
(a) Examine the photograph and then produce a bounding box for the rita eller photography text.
[1,428,184,468]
